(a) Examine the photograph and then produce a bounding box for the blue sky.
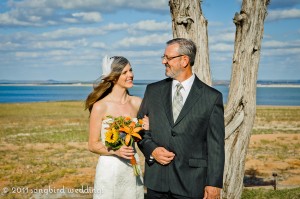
[0,0,299,81]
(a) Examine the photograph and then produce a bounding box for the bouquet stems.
[130,155,140,176]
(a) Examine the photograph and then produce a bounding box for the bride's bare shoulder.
[91,99,108,113]
[129,95,142,109]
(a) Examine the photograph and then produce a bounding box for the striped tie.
[172,83,184,121]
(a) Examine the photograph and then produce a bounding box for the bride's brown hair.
[85,56,130,113]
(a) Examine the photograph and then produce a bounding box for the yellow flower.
[105,128,119,143]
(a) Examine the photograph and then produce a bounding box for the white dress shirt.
[172,74,195,105]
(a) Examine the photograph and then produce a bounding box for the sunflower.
[105,128,119,143]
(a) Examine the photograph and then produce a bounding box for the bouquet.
[104,115,143,176]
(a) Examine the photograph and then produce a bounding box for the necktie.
[172,83,184,121]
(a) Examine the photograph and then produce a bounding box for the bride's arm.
[131,96,149,130]
[88,101,134,159]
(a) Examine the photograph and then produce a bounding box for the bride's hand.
[142,115,149,130]
[115,145,134,159]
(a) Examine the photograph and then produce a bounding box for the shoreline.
[0,101,299,107]
[0,83,93,87]
[1,83,300,88]
[257,84,300,88]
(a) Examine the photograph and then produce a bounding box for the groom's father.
[138,38,225,199]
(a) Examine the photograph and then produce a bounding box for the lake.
[0,84,300,106]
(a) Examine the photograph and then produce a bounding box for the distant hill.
[257,80,300,85]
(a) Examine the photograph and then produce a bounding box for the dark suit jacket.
[138,76,225,198]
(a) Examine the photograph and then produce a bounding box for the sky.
[0,0,299,81]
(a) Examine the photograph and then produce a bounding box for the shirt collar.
[172,74,195,91]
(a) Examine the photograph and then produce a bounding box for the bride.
[85,56,148,199]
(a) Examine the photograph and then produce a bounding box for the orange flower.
[104,115,143,176]
[119,125,142,145]
[124,116,131,121]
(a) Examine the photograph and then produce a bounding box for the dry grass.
[0,102,96,198]
[0,102,299,198]
[252,106,300,134]
[245,106,300,189]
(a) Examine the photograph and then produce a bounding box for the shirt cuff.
[149,155,155,161]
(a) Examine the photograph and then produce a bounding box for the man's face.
[162,43,184,79]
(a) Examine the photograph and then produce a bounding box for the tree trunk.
[169,0,270,198]
[169,0,212,86]
[223,0,270,198]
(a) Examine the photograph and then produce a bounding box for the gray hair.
[166,38,197,66]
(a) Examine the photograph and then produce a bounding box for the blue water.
[0,84,300,106]
[0,85,93,103]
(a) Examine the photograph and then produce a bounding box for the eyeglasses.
[161,54,184,62]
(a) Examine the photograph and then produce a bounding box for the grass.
[242,187,300,199]
[0,101,95,198]
[252,106,300,135]
[0,102,299,198]
[0,101,89,144]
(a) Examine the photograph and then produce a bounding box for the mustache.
[165,64,176,77]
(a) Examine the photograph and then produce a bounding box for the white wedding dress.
[93,118,144,199]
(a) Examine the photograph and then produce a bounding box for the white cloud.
[118,50,163,58]
[62,17,78,23]
[28,15,41,22]
[40,27,106,39]
[268,0,300,9]
[15,52,40,58]
[50,0,168,12]
[103,23,129,31]
[0,41,21,50]
[91,42,107,49]
[0,0,168,27]
[263,47,300,56]
[117,33,172,48]
[210,43,234,52]
[263,40,300,48]
[211,52,233,61]
[30,39,88,49]
[237,0,300,9]
[72,12,102,22]
[210,32,235,44]
[131,20,171,31]
[267,8,300,21]
[8,0,168,11]
[0,12,31,26]
[208,21,224,27]
[15,50,72,58]
[0,19,172,52]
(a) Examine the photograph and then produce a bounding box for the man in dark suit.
[138,38,225,199]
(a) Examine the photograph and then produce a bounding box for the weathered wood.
[169,0,270,198]
[169,0,211,86]
[223,1,269,198]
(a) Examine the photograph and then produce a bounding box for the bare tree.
[169,0,270,198]
[169,0,212,85]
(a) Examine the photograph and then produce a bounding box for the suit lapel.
[161,79,174,126]
[174,77,203,126]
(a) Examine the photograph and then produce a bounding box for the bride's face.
[116,64,134,88]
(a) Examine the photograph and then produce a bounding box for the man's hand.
[152,147,175,165]
[203,186,221,199]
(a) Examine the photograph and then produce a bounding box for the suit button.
[171,132,176,137]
